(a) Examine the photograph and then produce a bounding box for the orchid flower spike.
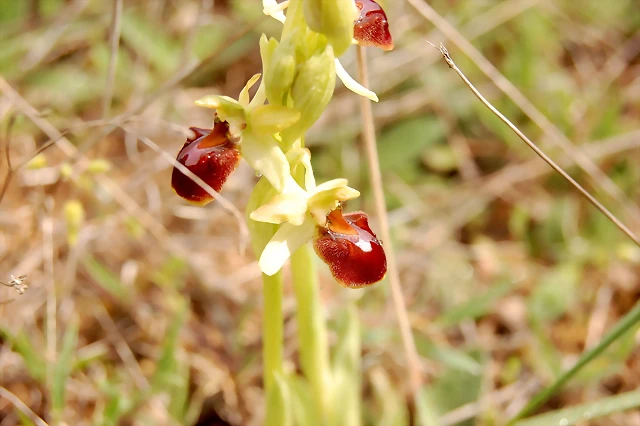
[261,0,385,102]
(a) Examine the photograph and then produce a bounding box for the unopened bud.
[282,46,336,143]
[303,0,359,56]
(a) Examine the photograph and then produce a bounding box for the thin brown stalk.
[356,46,423,401]
[102,0,124,119]
[432,43,640,248]
[407,0,640,230]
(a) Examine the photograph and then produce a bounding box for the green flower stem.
[263,271,285,393]
[291,243,330,416]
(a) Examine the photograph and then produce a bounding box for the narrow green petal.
[239,73,262,106]
[259,220,316,276]
[195,95,247,123]
[285,146,316,191]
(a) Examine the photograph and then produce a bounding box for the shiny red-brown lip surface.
[354,0,394,51]
[314,209,387,288]
[171,122,241,205]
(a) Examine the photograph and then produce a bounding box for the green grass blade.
[436,279,514,327]
[510,301,640,423]
[0,328,46,382]
[52,318,79,420]
[514,390,640,426]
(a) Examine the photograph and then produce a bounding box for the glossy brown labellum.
[314,209,387,288]
[171,122,241,205]
[354,0,394,51]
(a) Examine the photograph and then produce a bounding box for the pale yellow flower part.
[251,147,360,276]
[263,0,287,23]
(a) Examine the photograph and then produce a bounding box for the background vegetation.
[1,0,640,425]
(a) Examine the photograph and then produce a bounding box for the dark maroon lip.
[314,209,387,288]
[171,122,241,205]
[354,0,394,51]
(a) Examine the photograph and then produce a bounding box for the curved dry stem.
[431,42,640,248]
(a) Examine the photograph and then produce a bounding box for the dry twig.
[430,42,640,248]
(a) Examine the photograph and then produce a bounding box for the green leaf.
[528,263,581,322]
[423,351,484,425]
[82,256,127,301]
[378,117,445,177]
[514,390,640,426]
[436,279,514,327]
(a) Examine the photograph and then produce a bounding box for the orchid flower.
[172,74,300,203]
[250,145,360,275]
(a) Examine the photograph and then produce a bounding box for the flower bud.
[314,209,386,288]
[282,46,336,144]
[303,0,359,56]
[354,0,394,51]
[264,37,297,106]
[171,122,241,205]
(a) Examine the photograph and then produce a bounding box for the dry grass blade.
[430,42,640,248]
[0,386,50,426]
[356,46,423,405]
